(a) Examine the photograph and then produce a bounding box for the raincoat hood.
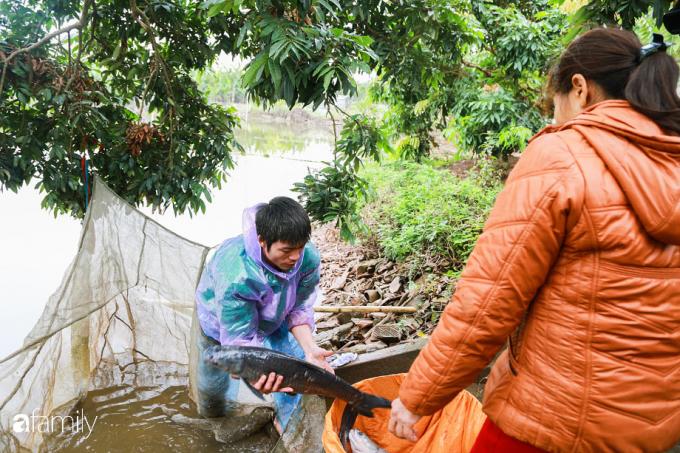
[541,100,680,245]
[242,203,306,280]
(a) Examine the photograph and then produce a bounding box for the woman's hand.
[388,398,422,442]
[305,344,335,374]
[249,372,294,394]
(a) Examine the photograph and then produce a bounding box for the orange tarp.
[323,374,486,453]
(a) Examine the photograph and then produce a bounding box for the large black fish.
[203,345,391,447]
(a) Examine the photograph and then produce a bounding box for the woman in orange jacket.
[389,28,680,452]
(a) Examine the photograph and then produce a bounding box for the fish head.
[204,345,245,375]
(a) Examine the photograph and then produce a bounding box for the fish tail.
[339,404,358,451]
[353,393,392,418]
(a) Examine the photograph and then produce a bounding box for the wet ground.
[45,385,279,453]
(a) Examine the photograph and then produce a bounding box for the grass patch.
[359,158,503,277]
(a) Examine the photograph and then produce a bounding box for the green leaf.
[112,44,122,60]
[349,34,374,47]
[40,88,52,101]
[236,23,250,48]
[269,39,288,60]
[207,3,224,17]
[231,0,241,14]
[268,59,282,90]
[241,52,269,87]
[323,70,334,91]
[283,79,295,107]
[204,0,232,17]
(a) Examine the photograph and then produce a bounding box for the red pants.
[470,418,547,453]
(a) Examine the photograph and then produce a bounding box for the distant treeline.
[194,68,372,108]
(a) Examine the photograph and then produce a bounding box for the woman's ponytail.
[625,49,680,134]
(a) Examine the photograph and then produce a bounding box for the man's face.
[258,238,305,272]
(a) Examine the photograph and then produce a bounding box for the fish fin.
[339,404,358,452]
[354,393,392,417]
[243,379,266,401]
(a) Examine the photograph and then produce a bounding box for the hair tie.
[639,33,672,63]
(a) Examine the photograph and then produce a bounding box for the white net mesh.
[0,175,209,451]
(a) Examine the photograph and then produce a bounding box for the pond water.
[0,113,333,452]
[44,386,279,453]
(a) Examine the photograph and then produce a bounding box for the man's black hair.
[255,197,311,250]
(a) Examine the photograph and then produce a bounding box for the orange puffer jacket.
[399,100,680,452]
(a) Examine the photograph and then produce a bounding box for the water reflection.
[235,113,333,158]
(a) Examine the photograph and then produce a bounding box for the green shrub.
[360,159,503,276]
[483,125,534,156]
[293,163,370,242]
[449,85,544,158]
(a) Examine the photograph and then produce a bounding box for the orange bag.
[323,374,487,453]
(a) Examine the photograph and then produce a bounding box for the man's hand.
[388,398,422,442]
[290,324,335,374]
[305,344,335,374]
[249,372,294,394]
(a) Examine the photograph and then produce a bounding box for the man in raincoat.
[194,196,331,432]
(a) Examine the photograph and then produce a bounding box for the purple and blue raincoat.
[194,204,320,429]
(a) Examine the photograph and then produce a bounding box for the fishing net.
[0,175,260,451]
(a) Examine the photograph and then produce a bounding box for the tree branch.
[332,102,363,130]
[462,60,493,78]
[326,105,338,161]
[139,65,157,118]
[0,0,93,97]
[129,0,175,104]
[129,0,176,157]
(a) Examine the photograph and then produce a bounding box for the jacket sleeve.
[399,133,585,415]
[286,244,321,330]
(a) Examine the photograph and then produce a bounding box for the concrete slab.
[335,338,428,384]
[334,337,492,401]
